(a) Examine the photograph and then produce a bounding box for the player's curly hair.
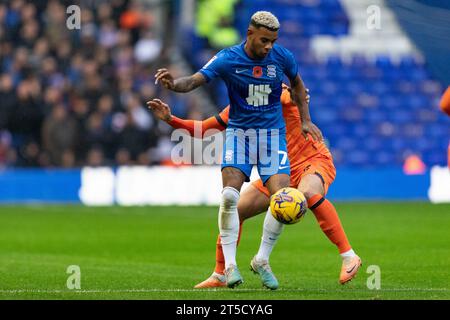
[250,11,280,31]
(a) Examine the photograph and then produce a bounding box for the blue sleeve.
[283,48,298,81]
[198,50,227,83]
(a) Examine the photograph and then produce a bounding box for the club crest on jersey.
[267,65,276,78]
[252,66,263,78]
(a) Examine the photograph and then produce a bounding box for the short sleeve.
[217,106,230,126]
[280,88,293,106]
[283,48,298,81]
[198,50,227,83]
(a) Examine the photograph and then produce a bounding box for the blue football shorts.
[221,127,290,184]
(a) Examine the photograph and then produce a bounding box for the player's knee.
[266,174,290,194]
[222,167,246,191]
[304,190,317,200]
[298,174,325,199]
[298,184,323,200]
[237,203,249,222]
[237,202,257,222]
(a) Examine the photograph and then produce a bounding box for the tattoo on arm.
[173,73,206,92]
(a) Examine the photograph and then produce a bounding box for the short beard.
[252,47,265,60]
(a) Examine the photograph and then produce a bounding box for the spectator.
[0,130,16,168]
[9,77,44,143]
[86,147,106,167]
[134,30,162,64]
[117,111,150,160]
[0,74,15,130]
[17,140,41,167]
[41,104,78,166]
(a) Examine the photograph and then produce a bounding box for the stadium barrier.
[0,166,448,204]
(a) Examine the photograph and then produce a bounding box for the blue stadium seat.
[390,110,414,124]
[340,108,364,122]
[335,137,358,151]
[380,95,402,110]
[405,94,429,110]
[425,124,449,138]
[399,55,422,69]
[395,81,417,94]
[423,152,446,165]
[371,82,390,95]
[351,124,371,138]
[389,137,407,151]
[351,55,369,68]
[313,109,338,124]
[347,150,371,165]
[322,123,348,138]
[401,123,425,138]
[374,151,396,166]
[375,55,394,69]
[365,109,385,123]
[344,81,365,95]
[364,136,383,151]
[326,55,343,69]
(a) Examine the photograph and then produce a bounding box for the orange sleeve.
[217,106,230,125]
[440,86,450,116]
[167,107,229,137]
[280,88,293,106]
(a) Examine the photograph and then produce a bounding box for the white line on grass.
[0,288,449,294]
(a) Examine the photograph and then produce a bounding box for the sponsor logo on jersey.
[203,56,217,69]
[246,84,272,107]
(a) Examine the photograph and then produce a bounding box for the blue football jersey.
[199,42,298,129]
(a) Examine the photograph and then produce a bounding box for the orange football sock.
[214,222,243,275]
[308,194,352,254]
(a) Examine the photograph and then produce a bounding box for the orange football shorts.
[251,154,336,197]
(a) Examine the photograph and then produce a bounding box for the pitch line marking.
[0,288,449,294]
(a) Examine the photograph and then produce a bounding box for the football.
[270,187,308,224]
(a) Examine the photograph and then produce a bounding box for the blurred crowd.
[0,0,204,169]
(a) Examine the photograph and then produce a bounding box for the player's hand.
[302,120,323,142]
[154,68,175,90]
[305,88,310,104]
[146,98,172,122]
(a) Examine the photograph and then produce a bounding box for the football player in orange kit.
[440,86,450,116]
[439,86,450,167]
[147,85,362,289]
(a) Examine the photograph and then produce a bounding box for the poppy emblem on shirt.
[253,66,263,78]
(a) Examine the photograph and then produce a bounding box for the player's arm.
[289,74,323,142]
[154,70,207,93]
[155,52,226,92]
[147,98,228,136]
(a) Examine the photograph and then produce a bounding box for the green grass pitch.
[0,203,449,300]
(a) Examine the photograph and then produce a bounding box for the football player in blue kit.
[154,11,323,289]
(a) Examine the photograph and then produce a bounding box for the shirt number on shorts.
[278,150,288,170]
